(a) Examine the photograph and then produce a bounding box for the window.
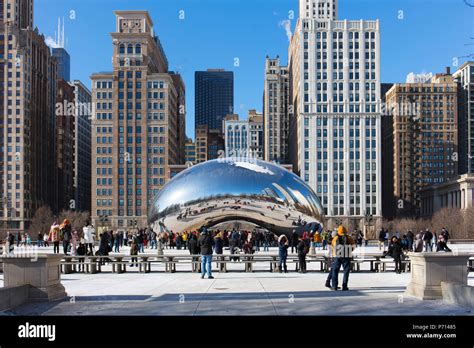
[136,44,141,54]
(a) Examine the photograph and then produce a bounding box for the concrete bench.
[375,258,411,272]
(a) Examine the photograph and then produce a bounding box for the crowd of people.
[377,227,452,253]
[1,219,457,289]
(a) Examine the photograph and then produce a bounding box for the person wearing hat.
[330,226,355,291]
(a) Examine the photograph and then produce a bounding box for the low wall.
[441,282,474,309]
[405,252,471,300]
[0,284,30,311]
[1,254,67,303]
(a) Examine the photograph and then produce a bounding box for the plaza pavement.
[1,244,473,316]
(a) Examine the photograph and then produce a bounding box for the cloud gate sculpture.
[148,158,324,236]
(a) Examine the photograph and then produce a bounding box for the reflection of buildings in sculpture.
[149,158,324,236]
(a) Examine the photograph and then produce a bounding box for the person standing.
[5,231,14,255]
[198,230,214,279]
[16,231,22,247]
[278,235,289,273]
[413,233,423,252]
[49,222,61,254]
[37,232,44,247]
[60,219,72,255]
[114,231,121,253]
[423,229,433,252]
[291,230,299,254]
[385,236,403,273]
[130,233,139,267]
[378,229,385,251]
[321,230,328,250]
[70,230,79,256]
[297,235,308,273]
[83,221,95,255]
[330,226,355,291]
[406,230,414,251]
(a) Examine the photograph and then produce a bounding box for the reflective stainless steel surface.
[148,158,324,236]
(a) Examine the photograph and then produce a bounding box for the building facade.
[454,61,474,174]
[263,56,289,163]
[70,80,92,212]
[248,110,264,159]
[0,0,57,234]
[90,11,185,230]
[380,83,396,219]
[386,70,458,215]
[420,174,474,216]
[289,0,382,230]
[195,125,224,163]
[195,69,234,133]
[224,111,263,159]
[184,138,196,164]
[56,78,75,213]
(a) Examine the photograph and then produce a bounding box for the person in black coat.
[291,230,299,254]
[297,236,308,273]
[198,230,215,279]
[385,236,403,273]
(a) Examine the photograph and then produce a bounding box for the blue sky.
[36,0,473,139]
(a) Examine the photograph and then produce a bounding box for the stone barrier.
[441,282,474,309]
[405,252,471,300]
[1,254,67,302]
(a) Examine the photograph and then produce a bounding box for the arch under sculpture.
[148,158,324,236]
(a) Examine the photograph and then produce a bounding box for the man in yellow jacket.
[330,225,356,291]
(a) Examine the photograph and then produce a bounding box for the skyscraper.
[90,11,185,230]
[55,79,75,213]
[52,48,70,81]
[0,0,57,234]
[70,80,92,212]
[195,69,234,133]
[386,69,458,215]
[454,61,474,174]
[263,56,289,163]
[289,0,382,229]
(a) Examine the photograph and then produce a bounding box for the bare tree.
[29,206,54,236]
[58,210,90,236]
[431,208,464,239]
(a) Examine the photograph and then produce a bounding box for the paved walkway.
[2,270,473,316]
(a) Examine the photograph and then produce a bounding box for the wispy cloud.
[278,20,292,42]
[45,36,60,48]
